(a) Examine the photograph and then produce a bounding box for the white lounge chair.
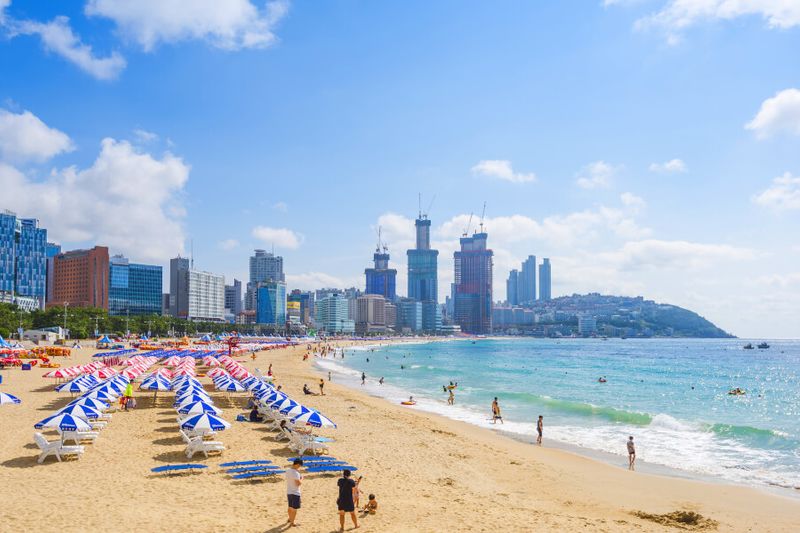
[185,437,225,458]
[288,432,327,456]
[60,430,99,445]
[34,433,84,464]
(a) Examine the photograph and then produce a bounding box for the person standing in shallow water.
[361,372,366,385]
[491,397,503,424]
[536,415,543,446]
[627,436,636,470]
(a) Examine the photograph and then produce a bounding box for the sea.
[316,338,800,494]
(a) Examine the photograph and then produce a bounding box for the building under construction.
[453,230,493,334]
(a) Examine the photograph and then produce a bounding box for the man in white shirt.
[286,459,303,526]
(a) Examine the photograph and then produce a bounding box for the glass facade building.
[539,258,552,301]
[256,281,287,326]
[453,232,493,334]
[109,255,163,316]
[365,250,397,301]
[0,211,47,310]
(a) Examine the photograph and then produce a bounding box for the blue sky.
[1,1,799,337]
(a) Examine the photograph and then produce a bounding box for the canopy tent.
[0,335,11,348]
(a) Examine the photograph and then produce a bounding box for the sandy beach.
[1,341,799,533]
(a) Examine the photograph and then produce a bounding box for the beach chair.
[219,460,273,467]
[288,432,328,456]
[151,464,208,475]
[34,433,84,464]
[225,465,283,474]
[288,455,336,462]
[231,470,286,480]
[60,430,100,445]
[305,465,357,473]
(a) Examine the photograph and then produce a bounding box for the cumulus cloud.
[0,137,189,262]
[602,239,754,271]
[85,0,290,52]
[745,88,800,139]
[286,271,361,291]
[752,172,800,211]
[133,128,159,144]
[12,16,126,80]
[649,158,687,173]
[0,108,74,163]
[620,192,646,213]
[576,160,618,189]
[218,238,239,251]
[471,159,536,183]
[252,225,303,249]
[635,0,800,43]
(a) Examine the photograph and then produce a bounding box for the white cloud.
[752,172,800,211]
[755,271,800,288]
[272,201,288,212]
[649,158,687,173]
[0,137,189,262]
[745,88,800,139]
[602,239,755,271]
[85,0,290,52]
[0,0,9,23]
[620,192,646,213]
[635,0,800,43]
[252,225,303,249]
[471,159,536,183]
[12,16,126,80]
[133,128,159,144]
[576,160,617,189]
[286,271,360,291]
[0,108,73,163]
[218,238,239,251]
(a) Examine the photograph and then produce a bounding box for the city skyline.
[1,1,799,337]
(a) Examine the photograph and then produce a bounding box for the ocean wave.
[501,392,653,425]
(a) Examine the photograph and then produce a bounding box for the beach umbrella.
[55,380,91,394]
[92,368,118,379]
[69,397,109,411]
[90,384,121,398]
[58,403,103,420]
[177,401,222,415]
[180,413,230,433]
[0,392,21,405]
[43,369,72,379]
[281,403,311,418]
[34,412,92,432]
[217,380,245,393]
[207,368,228,379]
[174,393,212,408]
[81,389,114,402]
[203,356,221,367]
[291,410,337,428]
[270,397,297,411]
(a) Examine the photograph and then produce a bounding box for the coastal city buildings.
[288,289,314,326]
[506,269,519,306]
[539,258,552,301]
[168,256,225,321]
[50,246,110,310]
[108,254,162,316]
[0,211,47,311]
[314,293,354,334]
[255,280,287,326]
[356,294,387,335]
[365,236,397,301]
[45,243,60,305]
[519,255,537,305]
[453,231,493,334]
[406,211,441,332]
[246,250,284,311]
[225,279,243,317]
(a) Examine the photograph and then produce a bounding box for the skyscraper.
[246,250,284,310]
[356,294,387,335]
[256,281,287,326]
[0,211,47,311]
[315,294,354,334]
[453,231,493,334]
[169,256,190,317]
[169,255,225,321]
[519,255,537,305]
[108,254,162,316]
[407,212,439,330]
[365,244,397,301]
[225,279,243,315]
[506,269,519,306]
[539,258,552,300]
[45,242,61,305]
[51,246,109,310]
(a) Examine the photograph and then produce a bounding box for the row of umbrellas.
[173,375,231,434]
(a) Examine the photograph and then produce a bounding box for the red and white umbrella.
[93,367,119,379]
[206,367,228,379]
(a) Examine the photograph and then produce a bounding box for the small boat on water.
[757,342,770,349]
[743,343,754,350]
[728,388,746,396]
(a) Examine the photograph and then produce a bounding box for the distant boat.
[743,343,754,350]
[757,342,770,349]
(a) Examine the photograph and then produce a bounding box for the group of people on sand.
[286,460,378,530]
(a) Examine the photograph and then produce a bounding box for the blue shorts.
[287,494,301,509]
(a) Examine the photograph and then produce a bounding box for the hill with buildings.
[493,293,734,338]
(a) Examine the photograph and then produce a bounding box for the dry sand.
[1,341,799,533]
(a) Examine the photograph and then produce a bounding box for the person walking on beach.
[536,415,543,446]
[123,381,134,410]
[361,372,366,385]
[491,397,503,424]
[337,469,359,531]
[286,459,303,527]
[627,436,636,470]
[328,371,332,382]
[319,378,326,395]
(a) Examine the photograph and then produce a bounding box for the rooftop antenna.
[479,201,487,233]
[462,212,474,237]
[190,239,194,269]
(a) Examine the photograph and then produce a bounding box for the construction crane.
[418,193,436,220]
[462,212,474,237]
[375,226,383,252]
[478,201,487,233]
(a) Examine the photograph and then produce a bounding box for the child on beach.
[362,494,378,514]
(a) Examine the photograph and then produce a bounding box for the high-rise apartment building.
[355,294,387,335]
[453,232,493,334]
[51,246,109,310]
[315,294,354,334]
[45,242,61,305]
[256,281,287,326]
[246,250,284,311]
[0,211,47,311]
[288,289,314,325]
[397,298,423,332]
[407,213,439,331]
[506,269,519,306]
[108,254,162,316]
[169,256,225,321]
[225,279,243,315]
[519,255,537,305]
[539,258,552,300]
[365,246,396,301]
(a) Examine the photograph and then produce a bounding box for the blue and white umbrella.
[217,380,245,393]
[180,413,231,432]
[89,384,122,398]
[69,397,109,411]
[177,401,222,415]
[0,392,21,405]
[174,393,212,407]
[140,377,171,391]
[291,410,337,428]
[270,397,297,411]
[81,389,114,402]
[55,380,91,394]
[175,383,206,395]
[281,403,311,418]
[34,412,93,431]
[58,403,103,420]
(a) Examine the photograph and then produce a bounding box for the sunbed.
[34,433,84,464]
[231,470,286,480]
[219,460,273,467]
[151,464,208,475]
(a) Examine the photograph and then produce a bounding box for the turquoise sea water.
[318,338,800,492]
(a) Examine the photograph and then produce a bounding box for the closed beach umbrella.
[0,392,21,405]
[58,403,103,420]
[34,412,92,432]
[291,410,337,428]
[180,413,231,432]
[177,401,222,415]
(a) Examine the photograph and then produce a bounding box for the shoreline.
[1,340,798,532]
[316,343,800,500]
